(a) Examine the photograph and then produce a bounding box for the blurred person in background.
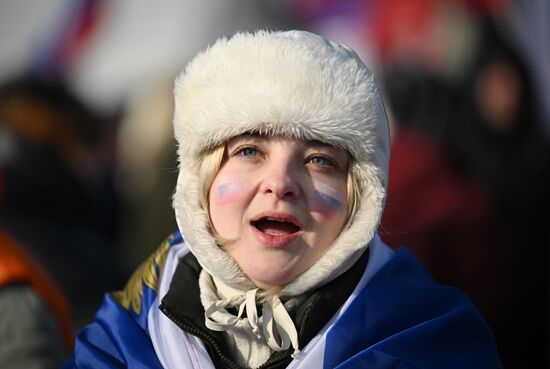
[449,17,550,367]
[0,76,128,330]
[379,57,518,366]
[0,227,72,368]
[452,18,550,249]
[380,56,515,324]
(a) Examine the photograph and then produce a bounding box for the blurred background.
[0,0,548,367]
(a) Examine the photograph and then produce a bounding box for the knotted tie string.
[261,295,300,358]
[204,281,300,358]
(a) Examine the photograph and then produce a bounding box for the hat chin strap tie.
[262,294,300,358]
[204,278,301,358]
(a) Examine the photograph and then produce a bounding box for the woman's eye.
[308,155,336,167]
[236,146,259,157]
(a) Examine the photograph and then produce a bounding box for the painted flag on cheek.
[215,182,246,206]
[312,183,345,219]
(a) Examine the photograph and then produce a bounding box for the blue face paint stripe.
[218,183,231,197]
[314,190,344,210]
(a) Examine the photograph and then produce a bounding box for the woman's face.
[208,134,350,290]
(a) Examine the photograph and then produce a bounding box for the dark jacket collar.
[160,248,369,369]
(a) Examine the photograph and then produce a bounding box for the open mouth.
[251,216,302,236]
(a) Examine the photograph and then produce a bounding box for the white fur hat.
[173,30,390,296]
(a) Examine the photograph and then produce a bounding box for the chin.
[248,266,299,291]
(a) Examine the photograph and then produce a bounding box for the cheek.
[212,180,248,206]
[311,182,346,219]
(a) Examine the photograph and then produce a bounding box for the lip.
[250,211,303,248]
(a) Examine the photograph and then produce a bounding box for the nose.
[260,160,300,199]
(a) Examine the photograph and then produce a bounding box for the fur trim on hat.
[173,30,390,296]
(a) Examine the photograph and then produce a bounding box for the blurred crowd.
[0,0,548,368]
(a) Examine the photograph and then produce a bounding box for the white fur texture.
[173,30,390,296]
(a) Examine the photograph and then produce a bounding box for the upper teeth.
[266,217,291,224]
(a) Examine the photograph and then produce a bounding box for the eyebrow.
[307,139,331,147]
[239,132,332,147]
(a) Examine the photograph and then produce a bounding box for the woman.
[65,30,502,369]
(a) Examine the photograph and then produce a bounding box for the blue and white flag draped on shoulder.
[63,231,503,369]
